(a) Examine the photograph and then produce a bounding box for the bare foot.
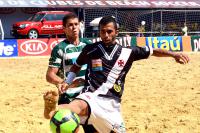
[43,90,58,119]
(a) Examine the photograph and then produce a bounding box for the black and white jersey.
[76,41,153,102]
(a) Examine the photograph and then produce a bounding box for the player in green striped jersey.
[48,38,91,103]
[46,12,96,133]
[46,13,91,103]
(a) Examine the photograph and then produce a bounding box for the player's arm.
[152,48,190,64]
[131,45,153,61]
[46,67,64,85]
[131,46,189,64]
[46,45,65,86]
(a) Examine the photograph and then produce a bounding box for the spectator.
[182,23,188,36]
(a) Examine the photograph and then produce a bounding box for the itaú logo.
[20,40,48,54]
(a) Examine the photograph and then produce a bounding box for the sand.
[0,53,199,133]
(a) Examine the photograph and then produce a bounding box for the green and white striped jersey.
[49,38,92,97]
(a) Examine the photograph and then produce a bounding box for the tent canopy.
[89,16,118,27]
[90,17,102,27]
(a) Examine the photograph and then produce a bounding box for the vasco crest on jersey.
[117,59,125,67]
[92,59,103,71]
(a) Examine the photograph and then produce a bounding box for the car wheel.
[28,29,38,39]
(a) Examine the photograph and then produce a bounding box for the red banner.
[17,38,64,56]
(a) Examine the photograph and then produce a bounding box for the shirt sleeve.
[48,45,63,68]
[131,45,153,61]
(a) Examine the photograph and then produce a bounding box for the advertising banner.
[89,36,136,47]
[6,36,136,57]
[16,36,136,57]
[3,35,194,58]
[0,0,200,8]
[146,36,182,51]
[17,38,64,56]
[0,39,18,57]
[137,37,146,47]
[182,36,192,51]
[191,36,200,52]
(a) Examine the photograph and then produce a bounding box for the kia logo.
[20,40,48,55]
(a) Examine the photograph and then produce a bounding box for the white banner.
[0,0,199,8]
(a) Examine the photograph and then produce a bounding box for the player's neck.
[103,41,117,47]
[67,38,80,46]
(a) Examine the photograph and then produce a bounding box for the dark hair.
[99,16,118,30]
[62,13,78,27]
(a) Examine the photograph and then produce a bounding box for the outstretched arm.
[152,48,190,64]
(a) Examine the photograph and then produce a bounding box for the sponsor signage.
[146,36,182,51]
[191,36,200,52]
[41,24,63,30]
[17,37,134,56]
[89,36,136,47]
[17,38,64,56]
[0,0,199,8]
[0,40,18,57]
[2,35,195,58]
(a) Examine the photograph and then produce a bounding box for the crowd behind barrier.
[0,36,200,58]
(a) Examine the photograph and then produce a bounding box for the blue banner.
[0,40,18,57]
[146,36,183,51]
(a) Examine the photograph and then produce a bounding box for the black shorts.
[58,93,71,104]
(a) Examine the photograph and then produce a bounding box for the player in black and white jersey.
[44,16,190,133]
[77,40,153,102]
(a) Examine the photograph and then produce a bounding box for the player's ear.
[116,29,119,36]
[116,23,119,36]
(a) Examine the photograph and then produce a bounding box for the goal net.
[84,8,200,37]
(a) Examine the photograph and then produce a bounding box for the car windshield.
[28,13,45,22]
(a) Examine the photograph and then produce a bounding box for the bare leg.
[43,90,59,119]
[58,99,89,116]
[43,90,88,118]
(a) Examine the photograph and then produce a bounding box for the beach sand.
[0,53,199,133]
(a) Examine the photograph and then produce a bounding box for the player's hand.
[174,53,190,64]
[70,78,85,88]
[56,78,85,94]
[56,82,69,94]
